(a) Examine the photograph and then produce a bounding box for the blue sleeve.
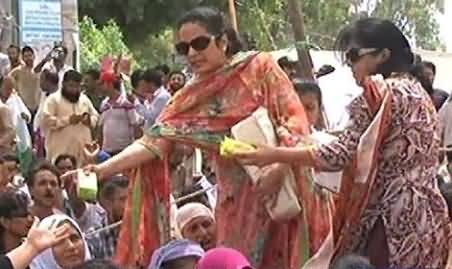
[96,151,111,164]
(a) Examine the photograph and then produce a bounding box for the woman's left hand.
[233,144,281,167]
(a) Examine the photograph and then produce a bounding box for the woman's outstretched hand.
[26,217,71,254]
[233,144,282,167]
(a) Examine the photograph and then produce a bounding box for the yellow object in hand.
[220,137,255,157]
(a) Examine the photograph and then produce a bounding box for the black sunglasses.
[175,36,215,56]
[345,48,379,65]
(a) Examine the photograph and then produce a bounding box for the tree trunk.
[286,0,314,80]
[228,0,239,32]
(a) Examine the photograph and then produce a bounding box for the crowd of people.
[0,5,452,269]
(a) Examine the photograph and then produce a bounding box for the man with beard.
[9,46,41,118]
[85,175,129,259]
[6,45,22,73]
[40,70,98,163]
[27,161,64,220]
[167,70,186,95]
[412,61,449,111]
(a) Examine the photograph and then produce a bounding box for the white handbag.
[231,107,302,220]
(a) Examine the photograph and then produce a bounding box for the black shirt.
[0,255,14,269]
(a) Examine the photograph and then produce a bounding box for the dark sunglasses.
[175,35,215,56]
[345,48,379,66]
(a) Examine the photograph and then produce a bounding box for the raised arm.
[93,136,171,179]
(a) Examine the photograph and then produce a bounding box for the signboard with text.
[19,0,62,61]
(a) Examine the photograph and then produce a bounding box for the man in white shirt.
[40,70,98,163]
[0,51,9,76]
[9,46,41,115]
[34,45,73,90]
[134,68,171,130]
[0,76,31,135]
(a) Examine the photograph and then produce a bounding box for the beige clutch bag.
[231,107,302,220]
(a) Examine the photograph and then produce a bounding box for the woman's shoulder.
[230,51,276,70]
[385,73,428,100]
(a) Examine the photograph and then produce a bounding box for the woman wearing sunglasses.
[83,6,331,269]
[234,18,450,269]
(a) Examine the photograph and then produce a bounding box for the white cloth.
[43,61,73,90]
[30,214,92,269]
[176,202,215,232]
[0,52,9,76]
[439,98,452,147]
[5,93,32,153]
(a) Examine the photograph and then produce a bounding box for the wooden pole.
[228,0,239,32]
[287,0,314,80]
[287,0,329,129]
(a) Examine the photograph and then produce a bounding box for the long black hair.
[335,18,414,78]
[177,7,244,57]
[293,79,323,108]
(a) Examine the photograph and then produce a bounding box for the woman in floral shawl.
[86,6,331,269]
[235,18,451,269]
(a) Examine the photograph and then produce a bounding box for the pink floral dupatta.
[115,52,332,269]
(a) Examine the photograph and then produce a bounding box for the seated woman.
[196,247,253,269]
[176,203,216,250]
[30,215,91,269]
[147,239,204,269]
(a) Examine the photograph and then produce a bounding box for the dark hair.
[2,154,19,163]
[414,54,423,64]
[84,69,100,80]
[7,45,20,53]
[140,69,163,88]
[331,254,374,269]
[54,154,77,168]
[21,46,34,55]
[293,80,323,107]
[177,7,243,57]
[334,18,414,78]
[278,56,296,69]
[169,70,186,80]
[100,175,129,201]
[176,183,210,208]
[421,61,436,75]
[446,145,452,163]
[0,191,30,253]
[74,259,123,269]
[63,70,83,83]
[440,182,452,219]
[131,69,143,89]
[155,64,170,76]
[55,45,68,56]
[27,161,61,188]
[42,70,59,85]
[0,191,29,219]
